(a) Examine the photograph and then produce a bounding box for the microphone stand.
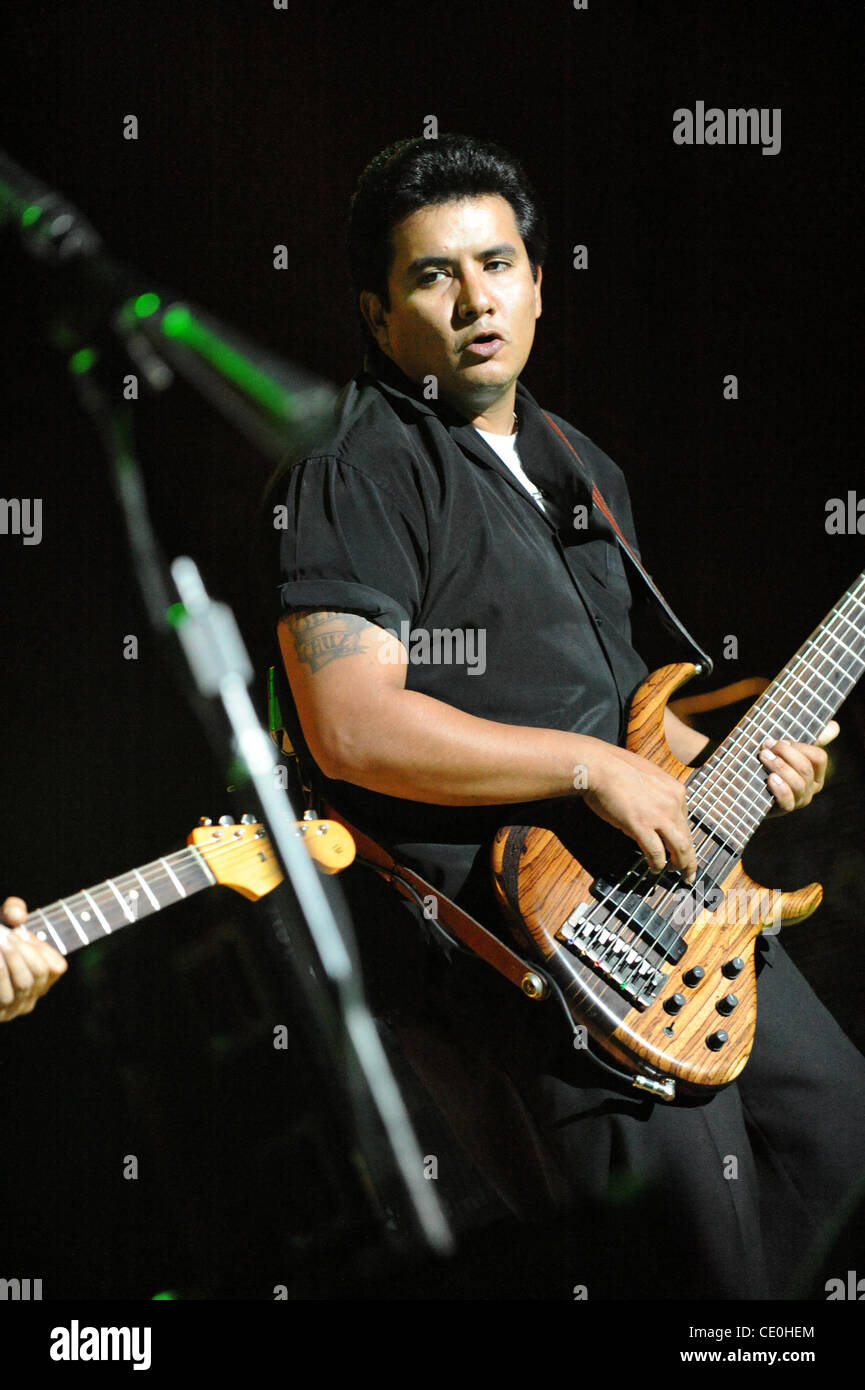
[3,151,454,1261]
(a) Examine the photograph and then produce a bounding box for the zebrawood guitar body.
[492,662,824,1100]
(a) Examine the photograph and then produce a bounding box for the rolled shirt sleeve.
[277,453,429,636]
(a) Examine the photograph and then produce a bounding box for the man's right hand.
[581,740,697,880]
[0,898,67,1022]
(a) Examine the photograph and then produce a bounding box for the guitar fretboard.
[688,570,865,854]
[30,847,215,956]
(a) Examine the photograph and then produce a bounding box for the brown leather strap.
[324,806,549,1001]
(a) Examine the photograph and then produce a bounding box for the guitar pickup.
[590,880,687,963]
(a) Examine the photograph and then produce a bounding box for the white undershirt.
[474,425,547,513]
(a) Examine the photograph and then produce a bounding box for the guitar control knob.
[706,1030,729,1050]
[664,993,686,1016]
[722,957,745,978]
[716,994,739,1015]
[683,966,705,988]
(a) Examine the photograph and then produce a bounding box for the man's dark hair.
[348,133,547,318]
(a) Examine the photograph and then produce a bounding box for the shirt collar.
[364,341,536,412]
[361,343,593,507]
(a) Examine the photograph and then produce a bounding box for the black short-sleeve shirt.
[274,349,651,915]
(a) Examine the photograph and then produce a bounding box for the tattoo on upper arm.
[286,610,374,674]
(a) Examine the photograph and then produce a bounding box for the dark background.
[1,0,863,1303]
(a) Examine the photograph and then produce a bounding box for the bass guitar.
[27,814,355,958]
[492,570,865,1100]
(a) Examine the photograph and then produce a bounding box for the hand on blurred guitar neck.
[0,897,67,1022]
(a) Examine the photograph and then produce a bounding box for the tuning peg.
[218,815,235,826]
[303,809,316,821]
[240,813,256,824]
[199,816,213,826]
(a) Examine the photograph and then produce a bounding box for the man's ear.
[360,291,390,351]
[533,264,543,319]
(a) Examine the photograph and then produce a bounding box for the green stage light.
[161,305,296,418]
[133,292,161,319]
[69,347,97,375]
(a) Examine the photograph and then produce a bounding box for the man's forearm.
[315,683,604,806]
[326,695,710,805]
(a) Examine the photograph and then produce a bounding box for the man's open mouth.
[463,333,504,356]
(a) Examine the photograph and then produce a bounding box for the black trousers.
[348,866,865,1300]
[522,937,865,1298]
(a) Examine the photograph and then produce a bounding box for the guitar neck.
[688,570,865,854]
[30,846,215,957]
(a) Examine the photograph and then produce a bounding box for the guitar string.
[528,592,865,995]
[575,589,865,994]
[639,583,863,906]
[28,826,341,951]
[609,616,862,992]
[687,583,864,829]
[689,580,864,821]
[683,615,864,859]
[30,838,273,950]
[686,621,854,842]
[596,631,864,997]
[686,596,864,843]
[586,610,856,960]
[665,584,863,851]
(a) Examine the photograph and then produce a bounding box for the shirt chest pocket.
[563,532,634,618]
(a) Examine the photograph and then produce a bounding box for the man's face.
[362,194,542,429]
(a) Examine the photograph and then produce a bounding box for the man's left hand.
[760,720,840,815]
[0,898,68,1021]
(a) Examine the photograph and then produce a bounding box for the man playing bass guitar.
[273,133,865,1300]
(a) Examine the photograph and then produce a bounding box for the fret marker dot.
[81,911,91,921]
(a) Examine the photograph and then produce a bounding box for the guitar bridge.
[557,904,666,1008]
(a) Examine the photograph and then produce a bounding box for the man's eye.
[486,260,510,271]
[418,269,446,285]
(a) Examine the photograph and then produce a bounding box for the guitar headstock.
[293,816,356,874]
[188,815,355,898]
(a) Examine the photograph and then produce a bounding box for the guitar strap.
[322,804,551,1003]
[267,678,548,1000]
[543,413,714,676]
